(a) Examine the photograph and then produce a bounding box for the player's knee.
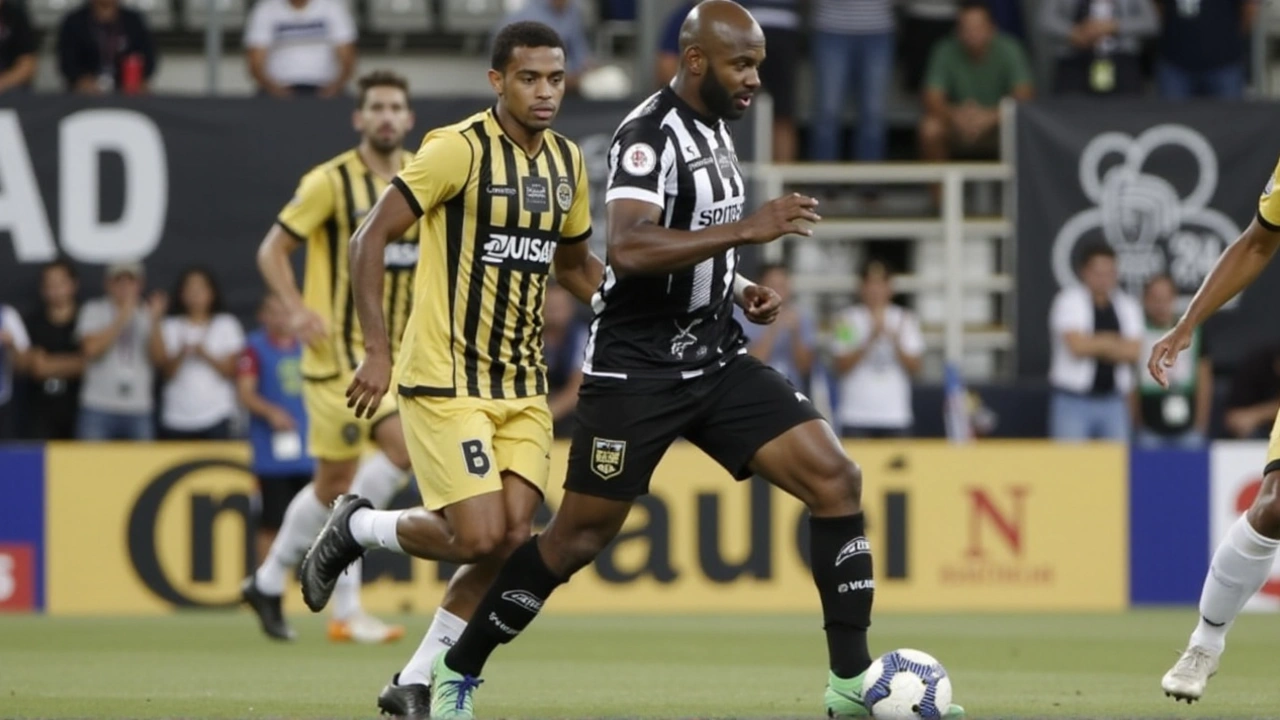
[452,524,507,562]
[804,455,863,515]
[542,525,612,578]
[500,521,533,559]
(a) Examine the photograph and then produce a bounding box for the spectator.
[740,0,801,162]
[1222,345,1280,440]
[495,0,593,92]
[831,260,925,438]
[1155,0,1257,100]
[244,0,356,98]
[237,293,312,564]
[808,0,895,162]
[1134,274,1212,448]
[919,0,1033,163]
[76,262,163,441]
[1040,0,1158,96]
[543,283,587,438]
[1047,243,1142,441]
[655,1,694,88]
[0,300,30,439]
[736,263,815,393]
[57,0,156,95]
[0,0,38,94]
[151,267,245,440]
[22,259,84,440]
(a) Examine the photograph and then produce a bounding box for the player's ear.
[405,110,416,132]
[487,68,504,96]
[685,47,704,76]
[350,108,363,133]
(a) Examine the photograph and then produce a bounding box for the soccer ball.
[862,649,953,720]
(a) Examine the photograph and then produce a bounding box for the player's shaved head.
[678,0,763,55]
[671,0,764,121]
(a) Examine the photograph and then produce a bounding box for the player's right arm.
[605,122,820,277]
[1150,165,1280,386]
[346,129,470,418]
[259,169,333,347]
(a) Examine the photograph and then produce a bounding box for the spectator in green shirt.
[919,0,1034,162]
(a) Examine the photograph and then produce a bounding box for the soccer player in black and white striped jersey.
[424,3,967,718]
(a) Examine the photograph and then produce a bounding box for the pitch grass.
[2,609,1279,719]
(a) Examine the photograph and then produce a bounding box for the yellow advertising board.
[44,440,1127,615]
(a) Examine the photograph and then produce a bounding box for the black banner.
[1015,99,1280,376]
[0,95,758,320]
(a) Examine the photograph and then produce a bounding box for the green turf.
[1,609,1278,719]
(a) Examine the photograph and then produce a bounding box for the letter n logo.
[965,486,1028,558]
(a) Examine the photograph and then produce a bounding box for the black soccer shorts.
[254,473,312,531]
[564,354,825,500]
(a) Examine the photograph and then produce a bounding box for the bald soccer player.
[415,2,968,718]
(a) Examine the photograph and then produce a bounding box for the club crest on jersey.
[482,230,557,272]
[835,537,871,567]
[622,143,657,176]
[341,423,361,446]
[590,438,626,480]
[556,177,573,212]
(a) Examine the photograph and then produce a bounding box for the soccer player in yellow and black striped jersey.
[294,22,604,716]
[1150,154,1280,703]
[240,71,415,647]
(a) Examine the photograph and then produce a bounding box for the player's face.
[700,35,764,120]
[181,272,214,316]
[1144,278,1176,325]
[355,86,414,154]
[494,46,567,133]
[41,266,77,307]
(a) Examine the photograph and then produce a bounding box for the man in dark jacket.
[58,0,156,94]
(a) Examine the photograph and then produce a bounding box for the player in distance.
[415,2,966,719]
[1150,158,1280,704]
[296,22,605,718]
[241,70,423,645]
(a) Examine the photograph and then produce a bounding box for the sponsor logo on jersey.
[501,589,544,613]
[697,201,744,228]
[486,184,518,197]
[591,438,627,480]
[835,536,872,567]
[481,229,557,272]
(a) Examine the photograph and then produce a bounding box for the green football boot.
[428,653,482,720]
[825,670,968,718]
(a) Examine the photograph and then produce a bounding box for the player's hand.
[1147,323,1193,389]
[288,307,328,348]
[741,193,821,244]
[347,349,391,420]
[743,284,782,325]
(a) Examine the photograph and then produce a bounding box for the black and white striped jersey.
[582,87,748,385]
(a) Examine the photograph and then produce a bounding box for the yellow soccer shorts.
[303,375,399,461]
[399,394,553,511]
[1267,409,1280,476]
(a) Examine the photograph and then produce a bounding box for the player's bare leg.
[1163,470,1280,703]
[376,473,543,718]
[748,419,965,719]
[422,491,632,718]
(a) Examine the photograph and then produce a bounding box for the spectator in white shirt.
[1048,243,1143,441]
[149,267,245,440]
[831,260,925,438]
[244,0,356,98]
[0,302,31,439]
[76,262,164,441]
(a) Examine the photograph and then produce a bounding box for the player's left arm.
[551,147,603,305]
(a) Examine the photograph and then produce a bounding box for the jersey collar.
[661,86,722,129]
[487,106,547,161]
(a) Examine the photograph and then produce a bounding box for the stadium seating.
[439,0,506,35]
[181,0,248,33]
[366,0,434,34]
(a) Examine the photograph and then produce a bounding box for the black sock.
[808,513,874,679]
[444,536,564,677]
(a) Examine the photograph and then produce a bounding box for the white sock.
[330,557,363,621]
[349,507,405,553]
[1189,514,1280,653]
[399,608,468,687]
[254,483,330,596]
[351,451,406,509]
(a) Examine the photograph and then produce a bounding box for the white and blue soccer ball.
[862,649,953,720]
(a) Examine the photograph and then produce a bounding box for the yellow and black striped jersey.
[1259,156,1280,232]
[392,107,592,399]
[276,149,420,380]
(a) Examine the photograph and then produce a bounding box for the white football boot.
[1161,645,1219,703]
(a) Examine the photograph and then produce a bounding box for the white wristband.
[733,275,752,299]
